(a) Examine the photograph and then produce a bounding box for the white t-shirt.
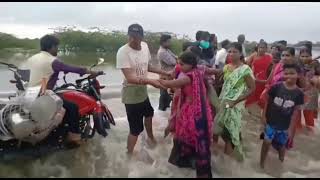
[116,41,151,86]
[215,48,228,69]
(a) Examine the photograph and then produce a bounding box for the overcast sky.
[0,2,319,44]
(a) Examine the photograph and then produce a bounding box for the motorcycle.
[54,58,115,139]
[0,58,114,160]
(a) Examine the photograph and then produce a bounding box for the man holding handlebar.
[23,34,102,146]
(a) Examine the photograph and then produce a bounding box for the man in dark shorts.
[116,23,170,155]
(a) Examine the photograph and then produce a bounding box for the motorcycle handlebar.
[0,61,18,69]
[75,71,105,85]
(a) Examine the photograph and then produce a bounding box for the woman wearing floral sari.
[161,51,220,178]
[213,42,255,161]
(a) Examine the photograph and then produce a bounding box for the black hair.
[228,42,243,54]
[299,46,312,56]
[160,34,171,45]
[240,55,245,62]
[258,40,268,48]
[283,63,301,74]
[238,34,245,39]
[201,31,210,40]
[271,43,281,51]
[182,41,192,52]
[237,34,245,42]
[221,39,230,49]
[196,31,203,41]
[277,40,287,46]
[209,34,216,42]
[179,51,198,68]
[303,41,312,51]
[40,35,59,51]
[284,47,295,56]
[189,46,202,59]
[258,39,268,47]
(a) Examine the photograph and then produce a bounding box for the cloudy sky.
[0,2,319,43]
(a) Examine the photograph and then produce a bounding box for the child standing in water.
[260,47,297,111]
[260,64,304,169]
[161,51,220,178]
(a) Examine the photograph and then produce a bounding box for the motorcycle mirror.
[97,58,105,65]
[90,58,104,70]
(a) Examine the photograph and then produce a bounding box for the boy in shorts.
[260,63,304,169]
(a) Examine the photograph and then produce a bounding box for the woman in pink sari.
[160,51,220,178]
[260,47,296,106]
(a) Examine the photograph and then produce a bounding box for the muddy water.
[0,92,319,178]
[0,51,320,177]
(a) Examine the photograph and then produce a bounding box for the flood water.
[0,52,320,177]
[0,92,319,178]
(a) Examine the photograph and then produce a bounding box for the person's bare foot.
[65,132,83,148]
[306,126,315,136]
[279,155,284,162]
[67,132,82,145]
[146,138,157,149]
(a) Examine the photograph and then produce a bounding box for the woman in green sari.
[213,42,256,160]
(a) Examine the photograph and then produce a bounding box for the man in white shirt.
[116,24,170,155]
[215,39,230,69]
[157,34,177,111]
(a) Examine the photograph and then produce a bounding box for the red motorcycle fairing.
[60,90,97,116]
[59,90,109,137]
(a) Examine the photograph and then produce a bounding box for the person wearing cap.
[116,24,171,155]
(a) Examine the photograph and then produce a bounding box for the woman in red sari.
[245,41,272,108]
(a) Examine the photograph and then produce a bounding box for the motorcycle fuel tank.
[60,90,98,116]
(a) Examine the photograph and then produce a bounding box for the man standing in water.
[237,34,247,58]
[116,24,170,155]
[157,34,177,111]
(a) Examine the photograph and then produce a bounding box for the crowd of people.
[19,23,320,178]
[116,23,320,178]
